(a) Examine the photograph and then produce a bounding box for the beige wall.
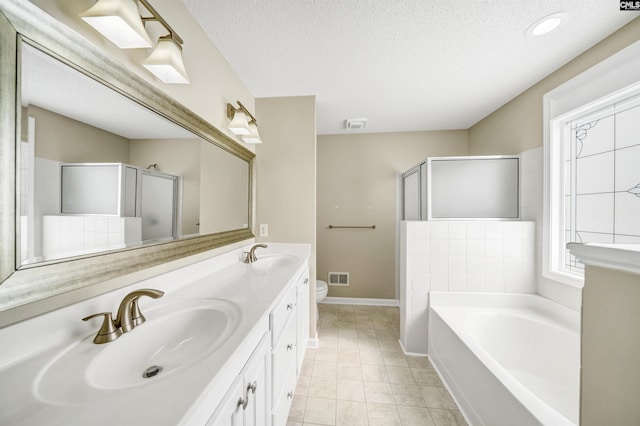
[468,17,640,155]
[199,141,250,234]
[255,96,317,335]
[129,138,201,235]
[317,131,468,299]
[581,266,640,425]
[29,105,130,163]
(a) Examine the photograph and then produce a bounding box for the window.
[557,94,640,276]
[543,40,640,287]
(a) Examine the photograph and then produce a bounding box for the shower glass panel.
[402,168,421,220]
[61,164,120,215]
[428,156,519,219]
[140,172,177,241]
[123,166,137,217]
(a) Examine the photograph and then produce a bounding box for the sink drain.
[142,365,163,378]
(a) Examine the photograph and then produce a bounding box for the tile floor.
[287,303,467,426]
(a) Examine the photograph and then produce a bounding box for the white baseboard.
[307,337,319,349]
[321,297,399,307]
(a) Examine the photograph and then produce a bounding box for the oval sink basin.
[35,298,239,404]
[251,254,297,272]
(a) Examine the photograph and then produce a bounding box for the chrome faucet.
[244,244,268,263]
[83,288,164,344]
[115,289,164,333]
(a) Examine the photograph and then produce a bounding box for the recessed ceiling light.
[526,12,568,37]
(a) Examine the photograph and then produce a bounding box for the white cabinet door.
[242,333,272,426]
[208,332,272,426]
[207,377,245,426]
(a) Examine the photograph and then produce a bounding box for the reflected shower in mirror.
[19,43,249,266]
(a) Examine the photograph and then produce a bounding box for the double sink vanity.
[0,243,310,425]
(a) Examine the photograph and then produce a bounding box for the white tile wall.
[400,220,535,354]
[42,215,142,261]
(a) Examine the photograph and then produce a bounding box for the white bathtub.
[428,292,580,426]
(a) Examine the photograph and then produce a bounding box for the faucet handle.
[130,297,146,328]
[82,312,122,344]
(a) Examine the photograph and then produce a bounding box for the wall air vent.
[345,118,367,130]
[328,272,349,286]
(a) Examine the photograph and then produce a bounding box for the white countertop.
[0,243,310,426]
[567,243,640,276]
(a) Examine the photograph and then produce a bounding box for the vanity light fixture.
[242,122,262,144]
[526,12,568,37]
[227,101,262,143]
[142,35,190,84]
[81,0,190,84]
[80,0,153,48]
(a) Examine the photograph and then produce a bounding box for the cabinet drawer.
[272,316,297,401]
[272,362,297,426]
[270,283,297,344]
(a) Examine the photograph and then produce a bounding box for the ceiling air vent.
[345,118,367,130]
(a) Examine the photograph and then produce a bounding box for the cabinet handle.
[304,278,309,284]
[237,396,248,410]
[238,381,258,410]
[286,343,293,351]
[286,303,294,310]
[287,391,294,399]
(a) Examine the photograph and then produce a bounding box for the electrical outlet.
[259,224,268,237]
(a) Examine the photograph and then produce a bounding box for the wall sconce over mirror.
[81,0,190,84]
[227,101,262,144]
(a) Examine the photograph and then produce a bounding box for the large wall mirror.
[0,1,255,314]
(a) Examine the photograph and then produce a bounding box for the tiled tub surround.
[400,220,535,354]
[288,303,466,426]
[428,292,579,426]
[0,243,310,425]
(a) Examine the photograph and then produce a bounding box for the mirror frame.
[0,1,256,313]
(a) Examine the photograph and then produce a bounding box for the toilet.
[315,280,328,320]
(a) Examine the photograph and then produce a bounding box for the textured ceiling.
[182,0,638,135]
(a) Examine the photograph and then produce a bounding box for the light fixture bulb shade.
[80,0,152,49]
[242,122,262,144]
[228,110,251,135]
[143,37,190,84]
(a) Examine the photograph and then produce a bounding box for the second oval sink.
[251,254,297,272]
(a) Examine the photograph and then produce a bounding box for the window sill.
[567,243,640,276]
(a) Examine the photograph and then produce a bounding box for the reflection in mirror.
[19,43,249,266]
